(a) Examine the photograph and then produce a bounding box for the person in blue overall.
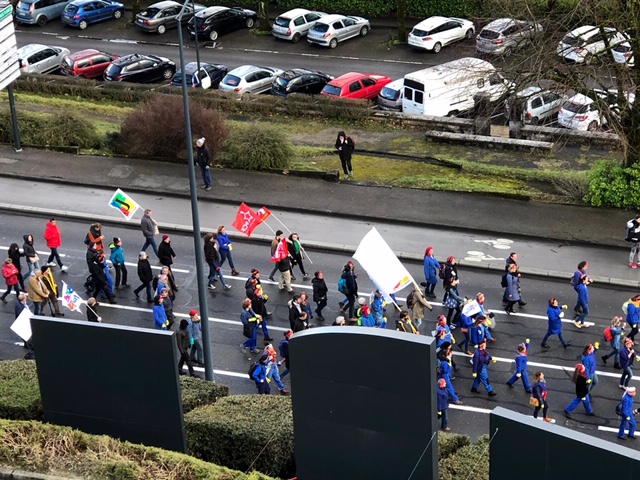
[437,343,462,405]
[506,340,531,393]
[437,378,451,432]
[423,246,440,298]
[564,363,594,417]
[541,297,571,349]
[582,342,599,393]
[471,339,497,397]
[617,386,638,440]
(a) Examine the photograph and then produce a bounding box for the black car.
[271,68,334,96]
[171,61,228,89]
[187,6,256,41]
[135,0,206,34]
[104,53,176,83]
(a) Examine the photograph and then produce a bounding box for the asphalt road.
[0,212,638,446]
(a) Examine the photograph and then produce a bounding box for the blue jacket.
[621,392,636,417]
[582,351,597,377]
[627,302,640,328]
[437,386,449,412]
[620,346,635,368]
[436,324,452,347]
[505,273,519,301]
[610,326,623,349]
[360,313,375,327]
[240,308,257,325]
[109,243,125,266]
[472,348,492,374]
[153,304,167,330]
[459,313,474,328]
[439,359,454,379]
[217,232,232,252]
[572,269,586,291]
[251,363,267,382]
[471,325,486,346]
[423,256,440,284]
[576,283,589,308]
[532,381,547,403]
[546,306,563,334]
[514,350,528,374]
[188,319,202,341]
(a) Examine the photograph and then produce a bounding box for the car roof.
[567,25,615,38]
[566,92,594,105]
[383,78,404,90]
[182,61,212,74]
[195,5,227,17]
[147,1,180,9]
[67,48,103,60]
[483,18,520,32]
[328,72,369,86]
[112,53,156,65]
[315,13,347,24]
[17,44,46,55]
[413,16,451,29]
[516,85,542,97]
[278,8,310,19]
[227,65,263,76]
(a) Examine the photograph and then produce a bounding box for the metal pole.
[178,4,213,382]
[7,83,21,153]
[191,0,200,69]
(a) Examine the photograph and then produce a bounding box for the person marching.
[626,214,640,268]
[541,297,571,349]
[133,252,154,303]
[311,271,328,322]
[408,284,432,328]
[371,290,387,329]
[470,315,494,348]
[251,355,270,395]
[216,225,239,276]
[140,209,159,257]
[1,259,20,304]
[531,371,553,422]
[435,315,454,349]
[423,246,440,299]
[437,342,462,405]
[8,244,26,292]
[602,316,625,369]
[506,340,532,393]
[574,275,590,328]
[263,341,289,395]
[563,364,594,417]
[177,319,197,377]
[620,337,637,389]
[240,298,262,354]
[617,386,638,440]
[188,309,204,366]
[288,233,308,279]
[195,137,212,191]
[22,234,40,279]
[153,295,169,330]
[504,263,520,314]
[457,311,474,356]
[437,378,451,432]
[109,237,129,290]
[43,218,68,271]
[571,261,591,317]
[625,294,640,342]
[40,265,63,317]
[581,342,600,393]
[395,310,418,334]
[471,339,497,397]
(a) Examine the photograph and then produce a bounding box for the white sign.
[0,3,19,92]
[10,307,32,342]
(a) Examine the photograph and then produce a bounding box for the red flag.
[232,203,259,237]
[271,237,289,263]
[247,206,271,234]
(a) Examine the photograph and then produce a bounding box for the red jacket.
[2,263,19,286]
[44,221,62,248]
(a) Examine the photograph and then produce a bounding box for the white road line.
[598,426,630,434]
[0,246,66,258]
[450,404,491,414]
[123,262,189,273]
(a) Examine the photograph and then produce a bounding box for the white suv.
[557,25,628,64]
[272,8,325,43]
[558,89,634,131]
[506,86,567,125]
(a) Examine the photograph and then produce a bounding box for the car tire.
[291,32,301,43]
[162,68,173,80]
[360,26,368,36]
[530,117,539,126]
[36,15,47,27]
[157,24,166,34]
[465,28,473,40]
[209,30,218,41]
[113,10,122,19]
[246,18,254,28]
[433,42,442,53]
[587,120,598,131]
[329,38,338,49]
[78,20,88,30]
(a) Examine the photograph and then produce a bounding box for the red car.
[320,72,392,100]
[60,49,119,79]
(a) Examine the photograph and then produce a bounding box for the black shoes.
[541,343,551,348]
[471,388,480,394]
[563,342,571,349]
[488,391,497,397]
[601,355,608,364]
[506,382,513,388]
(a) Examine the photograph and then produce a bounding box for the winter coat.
[411,289,432,319]
[86,303,99,322]
[626,301,640,329]
[505,273,520,301]
[189,319,202,341]
[532,381,547,403]
[27,275,49,302]
[140,214,155,239]
[459,313,474,329]
[22,235,37,263]
[546,305,563,335]
[437,386,449,412]
[311,277,328,303]
[2,263,19,286]
[195,144,211,167]
[575,375,589,399]
[439,358,454,379]
[621,392,636,417]
[288,300,302,330]
[176,328,190,354]
[610,325,623,350]
[341,270,357,295]
[217,232,232,252]
[8,247,23,272]
[15,301,28,319]
[88,225,103,252]
[360,313,375,327]
[109,243,125,266]
[251,363,267,382]
[158,241,175,267]
[89,260,107,285]
[293,316,308,332]
[576,283,589,308]
[153,304,168,330]
[423,255,440,285]
[137,259,153,284]
[620,346,636,368]
[277,257,291,272]
[203,235,220,264]
[471,325,486,347]
[43,221,61,248]
[472,348,492,374]
[335,131,354,162]
[41,269,57,297]
[443,262,458,287]
[582,351,597,377]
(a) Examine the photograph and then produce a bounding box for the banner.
[462,299,482,317]
[10,307,32,341]
[353,227,413,295]
[271,237,289,263]
[109,188,140,221]
[61,281,83,313]
[232,203,271,237]
[256,206,272,224]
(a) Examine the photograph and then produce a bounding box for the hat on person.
[438,378,447,388]
[113,237,121,244]
[162,234,169,241]
[196,137,205,146]
[361,304,370,315]
[358,297,366,306]
[189,309,198,317]
[335,316,345,325]
[275,230,283,236]
[284,329,293,339]
[40,265,49,274]
[627,386,637,393]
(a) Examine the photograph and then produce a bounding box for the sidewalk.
[0,145,638,287]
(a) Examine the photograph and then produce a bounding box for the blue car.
[61,0,124,30]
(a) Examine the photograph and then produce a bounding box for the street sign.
[0,2,19,92]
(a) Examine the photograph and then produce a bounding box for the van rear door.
[402,78,424,115]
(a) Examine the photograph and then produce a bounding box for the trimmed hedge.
[181,377,230,413]
[439,434,490,480]
[185,395,296,479]
[223,123,293,170]
[438,431,471,459]
[0,419,275,480]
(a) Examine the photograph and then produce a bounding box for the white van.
[402,57,512,116]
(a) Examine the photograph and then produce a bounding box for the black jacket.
[158,241,175,267]
[8,247,23,272]
[443,262,458,287]
[341,270,357,295]
[575,375,589,399]
[335,132,354,162]
[196,145,211,167]
[137,259,153,284]
[203,236,220,264]
[312,277,328,303]
[22,235,36,261]
[89,261,106,284]
[87,303,99,322]
[277,257,291,272]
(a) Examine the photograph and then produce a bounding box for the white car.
[476,18,543,56]
[557,25,628,64]
[307,14,370,49]
[408,16,475,53]
[506,86,567,125]
[612,40,634,67]
[218,65,283,94]
[272,8,325,43]
[17,44,70,74]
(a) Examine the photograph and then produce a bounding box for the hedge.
[439,434,490,480]
[185,395,296,479]
[222,123,293,170]
[0,419,275,480]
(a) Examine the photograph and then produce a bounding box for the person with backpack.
[437,378,451,432]
[250,354,270,395]
[626,214,640,268]
[437,344,462,405]
[109,238,128,290]
[240,298,262,354]
[573,275,590,328]
[264,341,289,395]
[626,294,640,342]
[571,261,591,317]
[617,386,638,440]
[619,337,637,389]
[335,130,355,179]
[503,252,526,307]
[339,261,358,320]
[542,297,571,349]
[279,330,293,378]
[444,277,465,327]
[506,340,532,393]
[504,264,520,315]
[531,371,552,422]
[563,363,594,417]
[311,271,328,322]
[423,246,440,299]
[602,316,625,369]
[582,342,599,393]
[395,310,418,334]
[408,285,432,328]
[471,339,497,397]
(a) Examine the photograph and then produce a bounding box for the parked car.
[271,68,333,96]
[14,0,70,26]
[307,14,370,49]
[612,40,634,67]
[476,18,543,56]
[103,53,176,83]
[17,43,69,74]
[505,85,567,125]
[557,25,627,64]
[272,8,325,43]
[187,6,256,41]
[60,48,118,78]
[219,65,283,94]
[135,0,205,34]
[408,16,474,53]
[61,0,124,30]
[377,78,404,111]
[321,72,392,100]
[171,61,227,89]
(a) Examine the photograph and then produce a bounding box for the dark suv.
[271,68,333,96]
[187,6,256,41]
[104,53,176,83]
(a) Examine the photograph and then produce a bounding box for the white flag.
[11,307,32,342]
[108,188,140,221]
[61,281,83,313]
[353,228,414,296]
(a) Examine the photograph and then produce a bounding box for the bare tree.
[257,0,270,33]
[397,0,407,43]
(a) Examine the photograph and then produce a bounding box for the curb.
[3,202,637,289]
[0,467,77,480]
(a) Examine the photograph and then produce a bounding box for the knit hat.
[113,237,121,244]
[40,265,49,273]
[438,378,447,388]
[627,386,637,393]
[358,297,366,306]
[284,330,293,339]
[335,316,345,325]
[162,234,169,241]
[196,137,205,146]
[189,309,198,317]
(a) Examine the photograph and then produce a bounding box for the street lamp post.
[177,3,214,382]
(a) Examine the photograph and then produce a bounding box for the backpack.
[406,289,415,310]
[338,277,347,294]
[278,339,288,358]
[500,273,508,288]
[623,301,630,315]
[615,401,623,416]
[438,264,446,280]
[603,326,613,342]
[248,362,259,380]
[243,322,253,338]
[347,136,355,150]
[84,233,91,246]
[626,220,635,242]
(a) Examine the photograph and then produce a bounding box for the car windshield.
[274,16,290,28]
[223,74,241,86]
[412,28,430,37]
[105,64,122,76]
[562,35,583,47]
[64,5,79,13]
[379,86,400,101]
[311,23,329,33]
[563,102,588,114]
[17,2,30,10]
[614,44,632,53]
[274,76,289,87]
[62,57,74,68]
[139,7,161,17]
[479,30,500,40]
[322,84,342,96]
[172,71,192,86]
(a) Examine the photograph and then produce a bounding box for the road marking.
[449,404,491,414]
[598,426,630,435]
[0,246,66,257]
[123,262,189,273]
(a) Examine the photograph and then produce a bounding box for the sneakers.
[240,344,248,353]
[250,348,261,354]
[453,400,462,405]
[630,263,638,269]
[223,284,232,290]
[46,262,56,267]
[543,417,554,423]
[207,284,216,290]
[541,343,551,348]
[268,276,275,282]
[280,389,290,396]
[205,186,212,191]
[573,321,582,328]
[303,273,310,278]
[488,391,497,397]
[60,265,68,272]
[620,384,626,389]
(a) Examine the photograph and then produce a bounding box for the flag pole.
[269,213,313,264]
[262,221,276,234]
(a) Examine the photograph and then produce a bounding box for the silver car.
[272,8,325,43]
[17,44,70,74]
[505,86,567,125]
[14,0,70,26]
[218,65,283,95]
[476,18,543,56]
[135,0,205,34]
[307,14,370,49]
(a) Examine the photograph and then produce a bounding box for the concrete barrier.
[520,124,620,149]
[425,130,555,151]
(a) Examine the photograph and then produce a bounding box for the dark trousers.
[141,237,159,256]
[47,248,63,267]
[315,298,327,317]
[1,284,20,300]
[533,401,549,419]
[47,292,61,315]
[340,156,352,175]
[424,282,436,296]
[291,252,306,275]
[134,282,153,302]
[178,351,195,376]
[256,380,271,395]
[92,281,114,303]
[346,293,356,319]
[114,264,128,287]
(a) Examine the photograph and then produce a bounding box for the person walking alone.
[335,130,355,179]
[617,386,638,440]
[531,371,553,422]
[188,309,204,366]
[574,275,590,328]
[43,218,68,271]
[541,297,571,349]
[564,364,594,417]
[626,214,640,268]
[195,137,212,191]
[158,235,177,273]
[133,252,154,303]
[1,259,20,304]
[216,225,239,276]
[140,209,159,257]
[109,238,129,290]
[177,319,198,377]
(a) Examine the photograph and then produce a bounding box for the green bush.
[438,432,471,459]
[0,419,275,480]
[223,123,293,170]
[439,434,490,480]
[0,109,101,148]
[180,377,229,413]
[584,160,640,208]
[185,395,295,479]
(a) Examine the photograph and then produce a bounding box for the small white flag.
[61,281,83,313]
